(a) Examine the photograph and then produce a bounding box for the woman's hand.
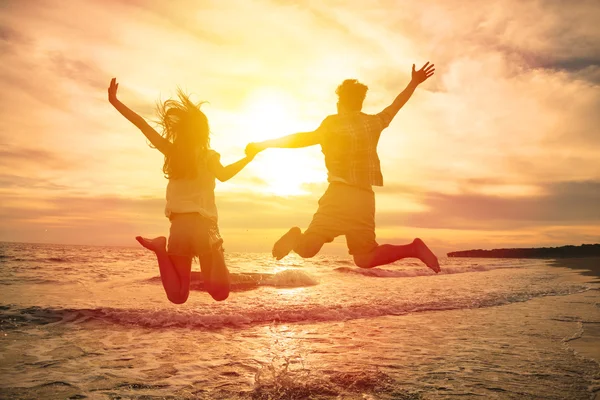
[108,77,119,104]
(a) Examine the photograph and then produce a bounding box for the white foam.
[145,269,318,290]
[66,285,591,329]
[263,269,318,287]
[334,263,517,278]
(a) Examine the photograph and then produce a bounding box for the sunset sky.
[1,0,599,256]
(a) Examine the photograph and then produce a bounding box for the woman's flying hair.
[155,89,210,179]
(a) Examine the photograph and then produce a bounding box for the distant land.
[447,244,600,258]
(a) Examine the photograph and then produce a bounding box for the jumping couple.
[108,62,439,304]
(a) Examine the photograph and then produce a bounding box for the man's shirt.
[317,111,392,189]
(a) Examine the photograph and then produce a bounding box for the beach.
[1,243,599,399]
[549,258,600,367]
[2,1,599,398]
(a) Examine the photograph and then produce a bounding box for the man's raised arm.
[380,62,435,124]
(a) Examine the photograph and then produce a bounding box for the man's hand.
[378,62,436,122]
[108,78,119,104]
[245,142,264,159]
[411,62,435,85]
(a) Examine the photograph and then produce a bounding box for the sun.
[240,89,325,196]
[239,88,302,142]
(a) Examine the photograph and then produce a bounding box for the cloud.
[0,145,77,170]
[377,180,600,230]
[0,174,69,191]
[49,52,106,90]
[2,179,598,254]
[0,0,598,250]
[0,24,31,53]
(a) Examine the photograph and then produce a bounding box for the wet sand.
[550,257,600,280]
[550,258,600,381]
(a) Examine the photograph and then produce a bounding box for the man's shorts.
[304,182,378,255]
[167,213,223,257]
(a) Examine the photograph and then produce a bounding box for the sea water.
[1,242,599,399]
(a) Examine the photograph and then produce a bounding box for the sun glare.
[241,89,325,196]
[240,89,298,142]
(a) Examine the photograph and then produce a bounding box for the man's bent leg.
[272,227,328,260]
[272,184,347,260]
[353,238,440,273]
[294,232,327,259]
[272,227,302,260]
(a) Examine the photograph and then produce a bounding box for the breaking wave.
[1,284,590,331]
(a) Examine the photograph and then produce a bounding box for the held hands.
[108,78,119,103]
[245,142,264,159]
[411,62,435,85]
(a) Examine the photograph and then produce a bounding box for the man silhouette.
[247,62,440,273]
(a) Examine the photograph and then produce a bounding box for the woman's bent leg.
[166,254,192,304]
[199,247,230,302]
[136,236,192,304]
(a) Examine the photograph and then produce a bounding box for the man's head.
[336,79,368,113]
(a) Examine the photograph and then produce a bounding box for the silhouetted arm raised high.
[380,62,435,123]
[108,78,171,155]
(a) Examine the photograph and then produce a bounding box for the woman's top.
[164,149,219,222]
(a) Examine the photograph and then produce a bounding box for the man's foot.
[413,238,441,273]
[272,227,302,260]
[136,236,167,253]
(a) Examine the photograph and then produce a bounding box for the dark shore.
[448,243,600,259]
[550,257,600,279]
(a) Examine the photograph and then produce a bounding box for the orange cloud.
[0,0,598,253]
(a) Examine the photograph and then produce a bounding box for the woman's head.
[156,89,209,179]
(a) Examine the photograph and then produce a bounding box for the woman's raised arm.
[108,78,171,155]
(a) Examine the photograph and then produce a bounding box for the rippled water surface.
[1,242,599,399]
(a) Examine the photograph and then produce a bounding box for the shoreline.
[550,257,600,380]
[549,257,600,280]
[448,244,600,259]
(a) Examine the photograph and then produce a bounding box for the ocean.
[1,241,599,399]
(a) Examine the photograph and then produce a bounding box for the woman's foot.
[272,227,302,260]
[135,236,167,253]
[413,238,440,273]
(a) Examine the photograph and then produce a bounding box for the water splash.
[145,269,318,292]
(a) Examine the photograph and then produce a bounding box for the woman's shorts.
[167,213,223,257]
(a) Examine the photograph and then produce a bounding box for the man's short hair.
[336,79,368,111]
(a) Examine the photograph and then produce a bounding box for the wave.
[0,285,590,331]
[144,269,318,292]
[0,278,66,285]
[252,367,406,399]
[334,263,518,278]
[47,257,69,263]
[9,256,74,263]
